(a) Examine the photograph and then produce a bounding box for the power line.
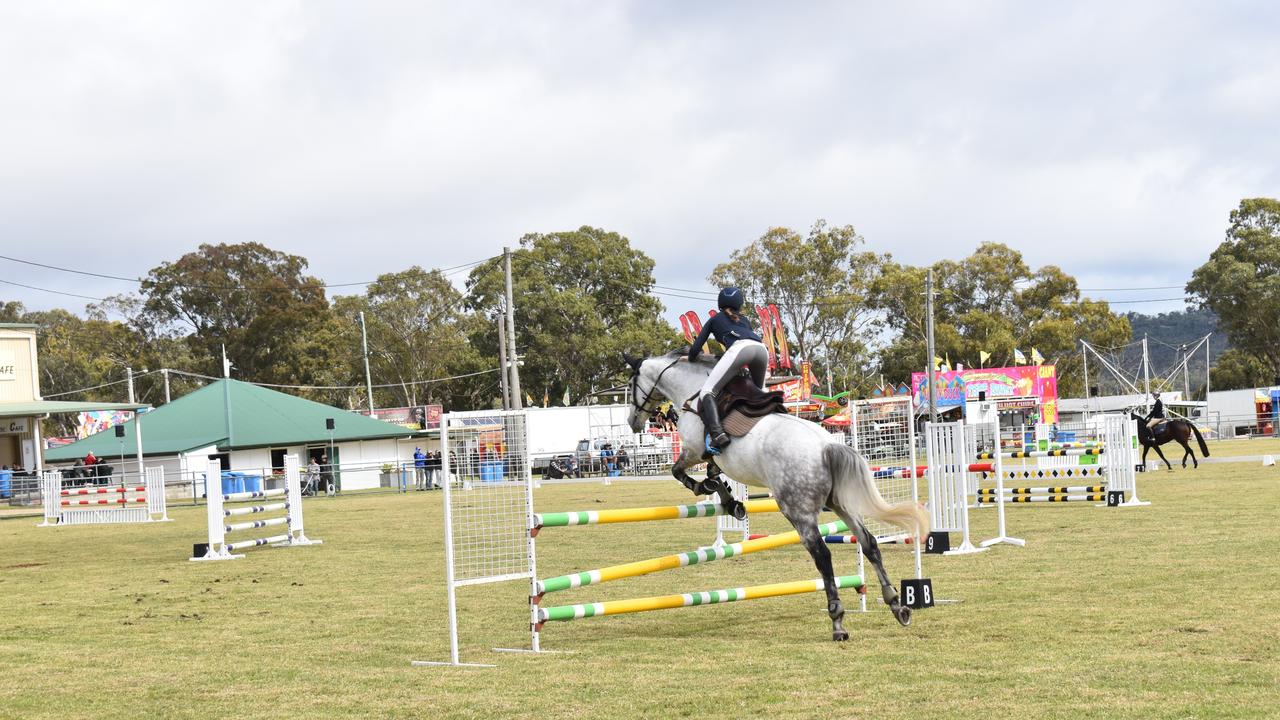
[1078,285,1184,291]
[0,278,108,302]
[0,253,497,293]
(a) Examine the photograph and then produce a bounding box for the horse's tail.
[823,444,929,540]
[1190,422,1210,457]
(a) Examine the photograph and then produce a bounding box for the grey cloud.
[0,1,1276,322]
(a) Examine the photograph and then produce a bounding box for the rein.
[631,357,682,415]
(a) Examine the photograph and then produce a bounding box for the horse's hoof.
[832,629,849,642]
[893,605,912,626]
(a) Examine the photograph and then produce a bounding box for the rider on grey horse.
[687,287,769,456]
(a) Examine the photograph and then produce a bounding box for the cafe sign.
[2,419,29,434]
[0,350,15,381]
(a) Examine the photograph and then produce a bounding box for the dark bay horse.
[1130,412,1210,469]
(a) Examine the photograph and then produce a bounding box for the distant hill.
[1085,308,1226,399]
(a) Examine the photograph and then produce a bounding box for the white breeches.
[698,340,768,399]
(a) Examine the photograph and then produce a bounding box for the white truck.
[526,404,635,477]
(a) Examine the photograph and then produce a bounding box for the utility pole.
[496,313,511,410]
[359,312,375,413]
[222,344,234,446]
[504,247,523,410]
[1081,342,1091,426]
[126,366,135,404]
[925,269,938,423]
[162,368,171,404]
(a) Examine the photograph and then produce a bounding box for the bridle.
[630,356,681,415]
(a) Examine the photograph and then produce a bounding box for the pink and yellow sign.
[911,365,1058,423]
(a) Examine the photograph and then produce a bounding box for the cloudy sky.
[2,2,1277,319]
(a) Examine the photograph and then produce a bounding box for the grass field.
[3,463,1278,719]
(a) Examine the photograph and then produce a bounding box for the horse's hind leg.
[1179,437,1198,468]
[848,519,911,627]
[782,510,848,641]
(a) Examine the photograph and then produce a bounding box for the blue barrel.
[0,469,11,499]
[242,474,263,493]
[221,471,245,496]
[1057,431,1077,443]
[481,461,504,482]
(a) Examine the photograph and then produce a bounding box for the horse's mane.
[659,349,717,369]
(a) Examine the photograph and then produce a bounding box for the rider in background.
[1145,391,1165,431]
[687,287,768,455]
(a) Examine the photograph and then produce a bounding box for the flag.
[1031,348,1044,365]
[1014,349,1027,365]
[562,388,571,406]
[542,390,549,408]
[945,354,952,373]
[933,356,945,372]
[526,392,534,406]
[979,350,991,367]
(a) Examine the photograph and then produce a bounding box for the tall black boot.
[699,394,731,456]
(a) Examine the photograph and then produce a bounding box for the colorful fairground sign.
[910,365,1059,423]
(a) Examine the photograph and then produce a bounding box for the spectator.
[600,443,616,474]
[617,446,630,472]
[429,451,441,489]
[305,457,321,496]
[84,451,97,467]
[413,447,428,491]
[320,454,334,495]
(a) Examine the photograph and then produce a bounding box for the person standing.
[413,447,428,491]
[306,456,321,496]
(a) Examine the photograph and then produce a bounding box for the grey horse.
[625,351,927,639]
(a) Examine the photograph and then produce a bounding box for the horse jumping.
[625,351,927,640]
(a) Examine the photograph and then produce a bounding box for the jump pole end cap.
[1263,455,1275,467]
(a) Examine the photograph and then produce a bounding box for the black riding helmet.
[717,286,744,311]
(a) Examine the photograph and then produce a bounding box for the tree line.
[3,198,1277,434]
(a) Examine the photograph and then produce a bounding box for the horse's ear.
[622,354,642,372]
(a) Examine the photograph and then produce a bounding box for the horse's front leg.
[1152,443,1173,471]
[671,455,708,495]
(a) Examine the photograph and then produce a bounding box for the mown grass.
[2,463,1277,719]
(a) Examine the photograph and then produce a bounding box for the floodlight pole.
[925,269,938,423]
[1142,336,1151,404]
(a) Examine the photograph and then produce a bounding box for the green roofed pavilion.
[45,379,414,462]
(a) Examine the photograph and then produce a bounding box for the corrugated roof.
[1,400,148,417]
[45,379,413,461]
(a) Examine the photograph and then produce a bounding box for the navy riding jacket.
[688,312,761,361]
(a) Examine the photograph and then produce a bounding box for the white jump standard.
[190,456,321,561]
[38,467,169,526]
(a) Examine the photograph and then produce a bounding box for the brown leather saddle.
[709,375,787,438]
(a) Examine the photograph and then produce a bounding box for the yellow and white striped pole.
[537,575,864,624]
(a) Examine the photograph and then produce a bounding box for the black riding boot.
[699,394,731,456]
